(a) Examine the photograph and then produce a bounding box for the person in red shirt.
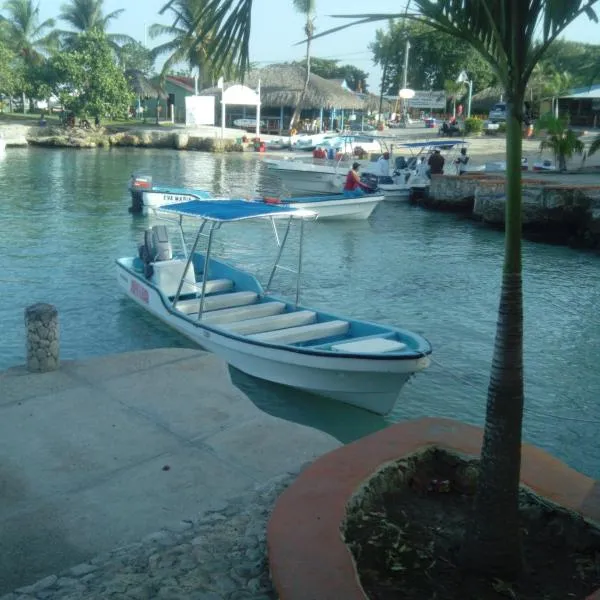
[343,162,371,196]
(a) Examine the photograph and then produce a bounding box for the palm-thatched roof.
[471,86,505,111]
[201,64,365,110]
[125,70,168,100]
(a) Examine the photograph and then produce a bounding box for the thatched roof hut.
[471,85,504,112]
[201,64,365,110]
[125,69,167,100]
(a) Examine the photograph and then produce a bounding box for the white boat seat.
[330,337,407,354]
[200,302,286,325]
[250,320,349,345]
[221,310,316,336]
[176,291,257,315]
[190,278,234,295]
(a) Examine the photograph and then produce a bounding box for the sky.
[35,0,600,91]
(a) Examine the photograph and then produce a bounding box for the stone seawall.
[418,173,600,249]
[0,123,248,151]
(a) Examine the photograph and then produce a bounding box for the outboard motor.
[128,174,152,214]
[138,228,155,278]
[151,225,172,261]
[360,172,379,190]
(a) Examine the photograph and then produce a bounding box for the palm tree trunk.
[461,95,525,579]
[289,35,311,130]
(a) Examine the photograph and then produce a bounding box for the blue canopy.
[400,140,464,148]
[157,199,314,222]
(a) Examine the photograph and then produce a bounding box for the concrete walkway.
[0,348,339,594]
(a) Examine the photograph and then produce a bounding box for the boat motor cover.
[139,228,155,263]
[152,225,172,261]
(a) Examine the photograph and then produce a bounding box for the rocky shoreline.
[0,122,250,152]
[0,470,299,600]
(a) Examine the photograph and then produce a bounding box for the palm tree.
[178,0,600,581]
[288,0,316,130]
[0,0,57,62]
[151,0,217,86]
[0,0,58,111]
[537,113,584,171]
[58,0,134,50]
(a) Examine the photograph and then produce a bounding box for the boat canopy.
[399,140,465,148]
[157,199,315,222]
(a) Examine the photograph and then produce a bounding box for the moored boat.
[116,200,432,414]
[128,174,212,215]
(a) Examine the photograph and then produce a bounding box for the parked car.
[488,102,507,123]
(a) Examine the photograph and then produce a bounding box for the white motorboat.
[262,192,384,220]
[129,174,212,215]
[292,131,338,151]
[116,200,432,414]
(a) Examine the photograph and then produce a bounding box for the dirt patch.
[344,448,600,600]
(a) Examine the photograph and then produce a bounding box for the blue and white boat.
[128,174,384,220]
[116,200,432,414]
[129,174,212,215]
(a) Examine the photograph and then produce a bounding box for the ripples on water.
[0,147,598,477]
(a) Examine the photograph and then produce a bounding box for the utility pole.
[378,58,388,127]
[401,39,411,116]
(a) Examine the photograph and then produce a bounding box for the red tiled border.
[267,417,600,600]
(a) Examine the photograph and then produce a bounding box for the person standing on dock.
[428,149,445,176]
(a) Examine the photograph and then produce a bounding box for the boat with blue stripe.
[116,199,432,414]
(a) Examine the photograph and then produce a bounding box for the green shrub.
[498,122,507,133]
[464,117,484,135]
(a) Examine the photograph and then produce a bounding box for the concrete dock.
[0,348,339,595]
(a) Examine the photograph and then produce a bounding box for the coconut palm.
[325,0,600,579]
[537,113,584,171]
[288,0,316,130]
[151,0,218,85]
[0,0,57,62]
[179,0,600,581]
[58,0,134,50]
[0,0,58,112]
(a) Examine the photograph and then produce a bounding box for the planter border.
[267,417,599,600]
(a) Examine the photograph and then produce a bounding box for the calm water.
[1,147,599,478]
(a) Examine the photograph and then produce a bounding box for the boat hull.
[276,168,345,195]
[283,194,384,220]
[116,262,429,415]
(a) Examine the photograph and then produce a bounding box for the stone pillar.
[25,303,59,372]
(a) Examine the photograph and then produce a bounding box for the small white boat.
[532,159,556,172]
[129,174,212,215]
[262,192,384,220]
[292,132,338,151]
[116,200,432,414]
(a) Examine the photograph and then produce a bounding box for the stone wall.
[421,173,600,248]
[472,179,600,247]
[416,174,502,212]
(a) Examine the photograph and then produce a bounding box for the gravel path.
[0,471,300,600]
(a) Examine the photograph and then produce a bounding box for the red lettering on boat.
[130,279,149,303]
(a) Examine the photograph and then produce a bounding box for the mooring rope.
[429,355,600,425]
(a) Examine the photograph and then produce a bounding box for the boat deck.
[167,272,409,355]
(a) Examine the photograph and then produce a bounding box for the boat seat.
[220,310,316,336]
[330,337,407,354]
[250,320,349,345]
[176,291,257,315]
[190,278,234,295]
[200,302,286,325]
